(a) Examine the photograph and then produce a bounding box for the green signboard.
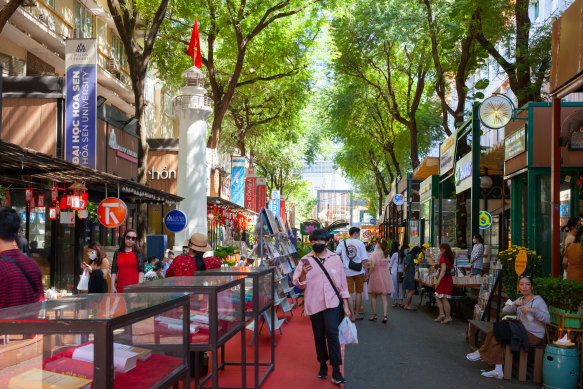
[504,125,526,161]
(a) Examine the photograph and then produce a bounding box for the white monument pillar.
[174,66,212,250]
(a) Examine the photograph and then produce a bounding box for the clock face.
[479,95,514,129]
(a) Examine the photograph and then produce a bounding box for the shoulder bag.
[0,255,40,296]
[311,256,344,325]
[343,240,363,272]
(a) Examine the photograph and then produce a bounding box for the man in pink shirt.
[293,229,351,385]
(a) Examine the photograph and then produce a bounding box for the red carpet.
[197,303,344,388]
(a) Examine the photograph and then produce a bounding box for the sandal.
[434,315,445,322]
[368,315,377,321]
[441,318,453,324]
[404,307,418,311]
[382,316,387,324]
[392,303,397,307]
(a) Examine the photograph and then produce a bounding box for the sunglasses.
[125,236,137,241]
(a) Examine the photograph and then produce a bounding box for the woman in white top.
[389,241,405,307]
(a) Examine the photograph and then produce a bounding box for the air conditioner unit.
[106,59,120,74]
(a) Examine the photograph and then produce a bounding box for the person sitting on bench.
[466,276,550,379]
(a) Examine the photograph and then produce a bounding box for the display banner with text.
[280,196,286,224]
[269,190,281,217]
[244,168,257,211]
[231,157,246,207]
[256,177,267,211]
[65,39,97,168]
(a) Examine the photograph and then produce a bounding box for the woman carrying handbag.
[293,229,351,385]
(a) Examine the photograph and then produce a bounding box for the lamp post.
[174,66,212,249]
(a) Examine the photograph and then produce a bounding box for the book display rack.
[0,293,190,388]
[124,275,246,389]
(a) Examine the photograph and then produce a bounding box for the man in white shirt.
[336,227,368,320]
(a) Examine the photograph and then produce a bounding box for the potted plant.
[496,246,543,300]
[533,277,583,329]
[214,245,240,266]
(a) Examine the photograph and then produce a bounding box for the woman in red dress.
[165,233,221,277]
[111,229,145,293]
[434,243,454,324]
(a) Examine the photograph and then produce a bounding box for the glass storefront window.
[560,188,571,227]
[420,199,431,245]
[440,198,456,246]
[75,2,93,38]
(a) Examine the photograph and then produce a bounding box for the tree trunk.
[0,0,25,34]
[408,121,420,169]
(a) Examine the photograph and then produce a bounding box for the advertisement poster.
[256,177,267,211]
[231,157,246,207]
[244,168,257,212]
[65,39,97,168]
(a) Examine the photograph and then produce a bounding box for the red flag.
[188,18,202,68]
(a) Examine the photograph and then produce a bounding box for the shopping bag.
[77,269,89,291]
[338,317,358,345]
[362,281,368,300]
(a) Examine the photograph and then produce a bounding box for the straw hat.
[184,233,212,252]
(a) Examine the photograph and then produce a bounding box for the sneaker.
[466,351,480,361]
[481,369,503,379]
[331,368,346,385]
[318,363,327,379]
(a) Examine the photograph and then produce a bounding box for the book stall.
[416,247,484,288]
[0,293,190,388]
[123,276,247,389]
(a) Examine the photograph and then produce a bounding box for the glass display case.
[124,275,246,389]
[196,267,275,388]
[0,293,190,388]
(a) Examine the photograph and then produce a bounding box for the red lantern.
[25,188,33,201]
[38,195,45,208]
[60,199,67,210]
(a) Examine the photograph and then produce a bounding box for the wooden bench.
[503,344,544,383]
[467,320,493,350]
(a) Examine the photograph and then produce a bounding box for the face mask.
[89,253,97,260]
[312,243,326,254]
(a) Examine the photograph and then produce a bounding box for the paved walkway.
[345,295,538,389]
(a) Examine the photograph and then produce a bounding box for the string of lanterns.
[207,204,253,230]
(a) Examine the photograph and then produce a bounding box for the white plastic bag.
[77,269,89,291]
[338,317,358,345]
[362,281,368,300]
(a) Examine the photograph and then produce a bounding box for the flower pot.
[549,306,582,329]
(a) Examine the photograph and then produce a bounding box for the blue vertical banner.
[269,190,281,217]
[231,157,246,206]
[65,39,97,168]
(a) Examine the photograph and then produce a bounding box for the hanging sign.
[49,207,57,220]
[51,187,58,202]
[393,194,405,206]
[25,189,33,201]
[164,209,187,232]
[478,211,493,229]
[97,197,127,228]
[60,211,75,224]
[65,39,97,168]
[256,177,267,211]
[244,168,257,212]
[515,250,528,275]
[38,195,45,208]
[231,157,246,207]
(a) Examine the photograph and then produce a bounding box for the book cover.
[113,343,152,362]
[44,357,94,380]
[9,368,92,389]
[72,343,139,373]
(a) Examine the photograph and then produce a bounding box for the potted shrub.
[497,246,543,300]
[533,277,583,329]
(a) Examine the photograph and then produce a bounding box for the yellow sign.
[515,250,527,275]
